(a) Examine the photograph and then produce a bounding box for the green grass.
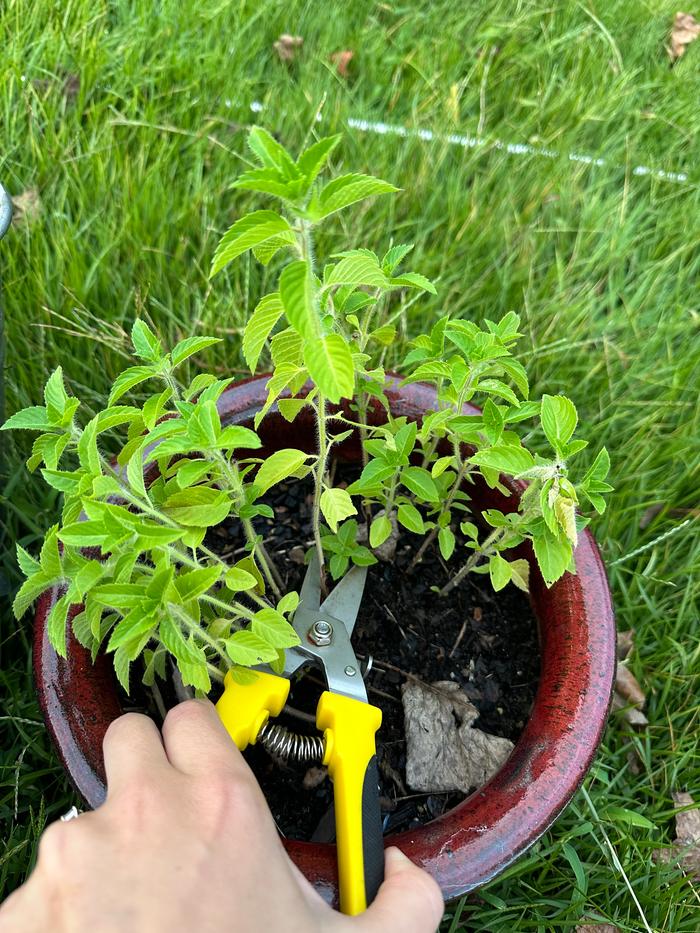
[1,1,699,929]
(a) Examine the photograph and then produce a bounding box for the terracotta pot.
[34,376,616,906]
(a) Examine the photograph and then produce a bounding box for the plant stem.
[312,395,329,580]
[439,527,504,597]
[410,454,471,569]
[169,603,232,668]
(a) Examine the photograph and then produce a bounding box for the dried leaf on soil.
[616,628,635,661]
[576,925,620,933]
[653,791,700,880]
[615,663,646,708]
[330,50,354,78]
[274,34,303,63]
[402,680,514,793]
[668,12,700,62]
[11,188,42,225]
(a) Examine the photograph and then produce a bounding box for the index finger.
[161,698,255,779]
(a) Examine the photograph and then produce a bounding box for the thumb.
[356,847,444,933]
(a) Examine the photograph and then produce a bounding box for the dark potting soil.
[201,470,541,842]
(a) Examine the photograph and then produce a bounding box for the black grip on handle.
[361,755,385,905]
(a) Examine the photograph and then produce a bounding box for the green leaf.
[436,526,454,560]
[280,260,317,340]
[469,444,535,476]
[369,514,392,548]
[254,448,309,495]
[251,608,300,649]
[231,167,299,199]
[1,406,51,431]
[278,397,310,422]
[225,567,258,592]
[40,469,81,492]
[39,527,62,577]
[44,367,69,421]
[541,395,578,454]
[113,647,131,692]
[382,243,413,274]
[92,583,150,610]
[226,630,278,666]
[401,466,440,503]
[533,528,572,587]
[397,503,425,534]
[47,594,70,657]
[131,320,163,363]
[109,365,157,405]
[210,211,293,277]
[312,173,398,219]
[171,336,222,367]
[277,591,299,615]
[390,272,436,294]
[599,806,656,830]
[187,400,221,447]
[12,572,54,618]
[16,543,40,577]
[108,609,158,651]
[58,521,110,548]
[271,328,303,367]
[96,405,143,433]
[431,456,453,479]
[247,126,299,178]
[318,487,356,534]
[74,559,105,598]
[509,559,530,592]
[77,417,101,476]
[217,425,261,450]
[325,254,388,289]
[126,447,148,499]
[243,294,285,372]
[162,487,231,527]
[304,334,354,404]
[297,134,341,187]
[489,554,511,592]
[369,325,396,346]
[175,565,222,602]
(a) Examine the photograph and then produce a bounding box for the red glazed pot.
[34,376,616,906]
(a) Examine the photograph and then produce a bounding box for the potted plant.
[5,128,615,906]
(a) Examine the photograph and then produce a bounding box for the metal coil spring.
[258,722,324,764]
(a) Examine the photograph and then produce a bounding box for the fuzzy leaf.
[131,320,163,363]
[243,294,285,372]
[109,366,157,405]
[211,211,293,277]
[312,173,398,219]
[397,503,425,534]
[401,466,440,503]
[162,487,231,527]
[251,608,300,649]
[171,336,222,367]
[280,260,317,340]
[254,449,309,495]
[541,395,578,454]
[320,487,357,533]
[1,406,52,431]
[225,630,278,666]
[304,334,354,403]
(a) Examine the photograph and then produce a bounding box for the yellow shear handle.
[317,691,384,916]
[216,670,290,750]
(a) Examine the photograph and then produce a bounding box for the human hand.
[0,699,444,932]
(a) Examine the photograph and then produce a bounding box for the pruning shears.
[216,554,384,915]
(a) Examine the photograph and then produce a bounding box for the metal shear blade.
[284,553,369,703]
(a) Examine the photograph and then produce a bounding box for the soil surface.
[203,470,541,842]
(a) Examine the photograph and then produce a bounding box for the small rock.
[288,546,306,565]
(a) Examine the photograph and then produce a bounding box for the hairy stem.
[312,395,329,582]
[439,527,505,597]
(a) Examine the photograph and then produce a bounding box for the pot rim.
[33,375,616,905]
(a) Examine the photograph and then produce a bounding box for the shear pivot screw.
[344,665,356,677]
[309,620,333,646]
